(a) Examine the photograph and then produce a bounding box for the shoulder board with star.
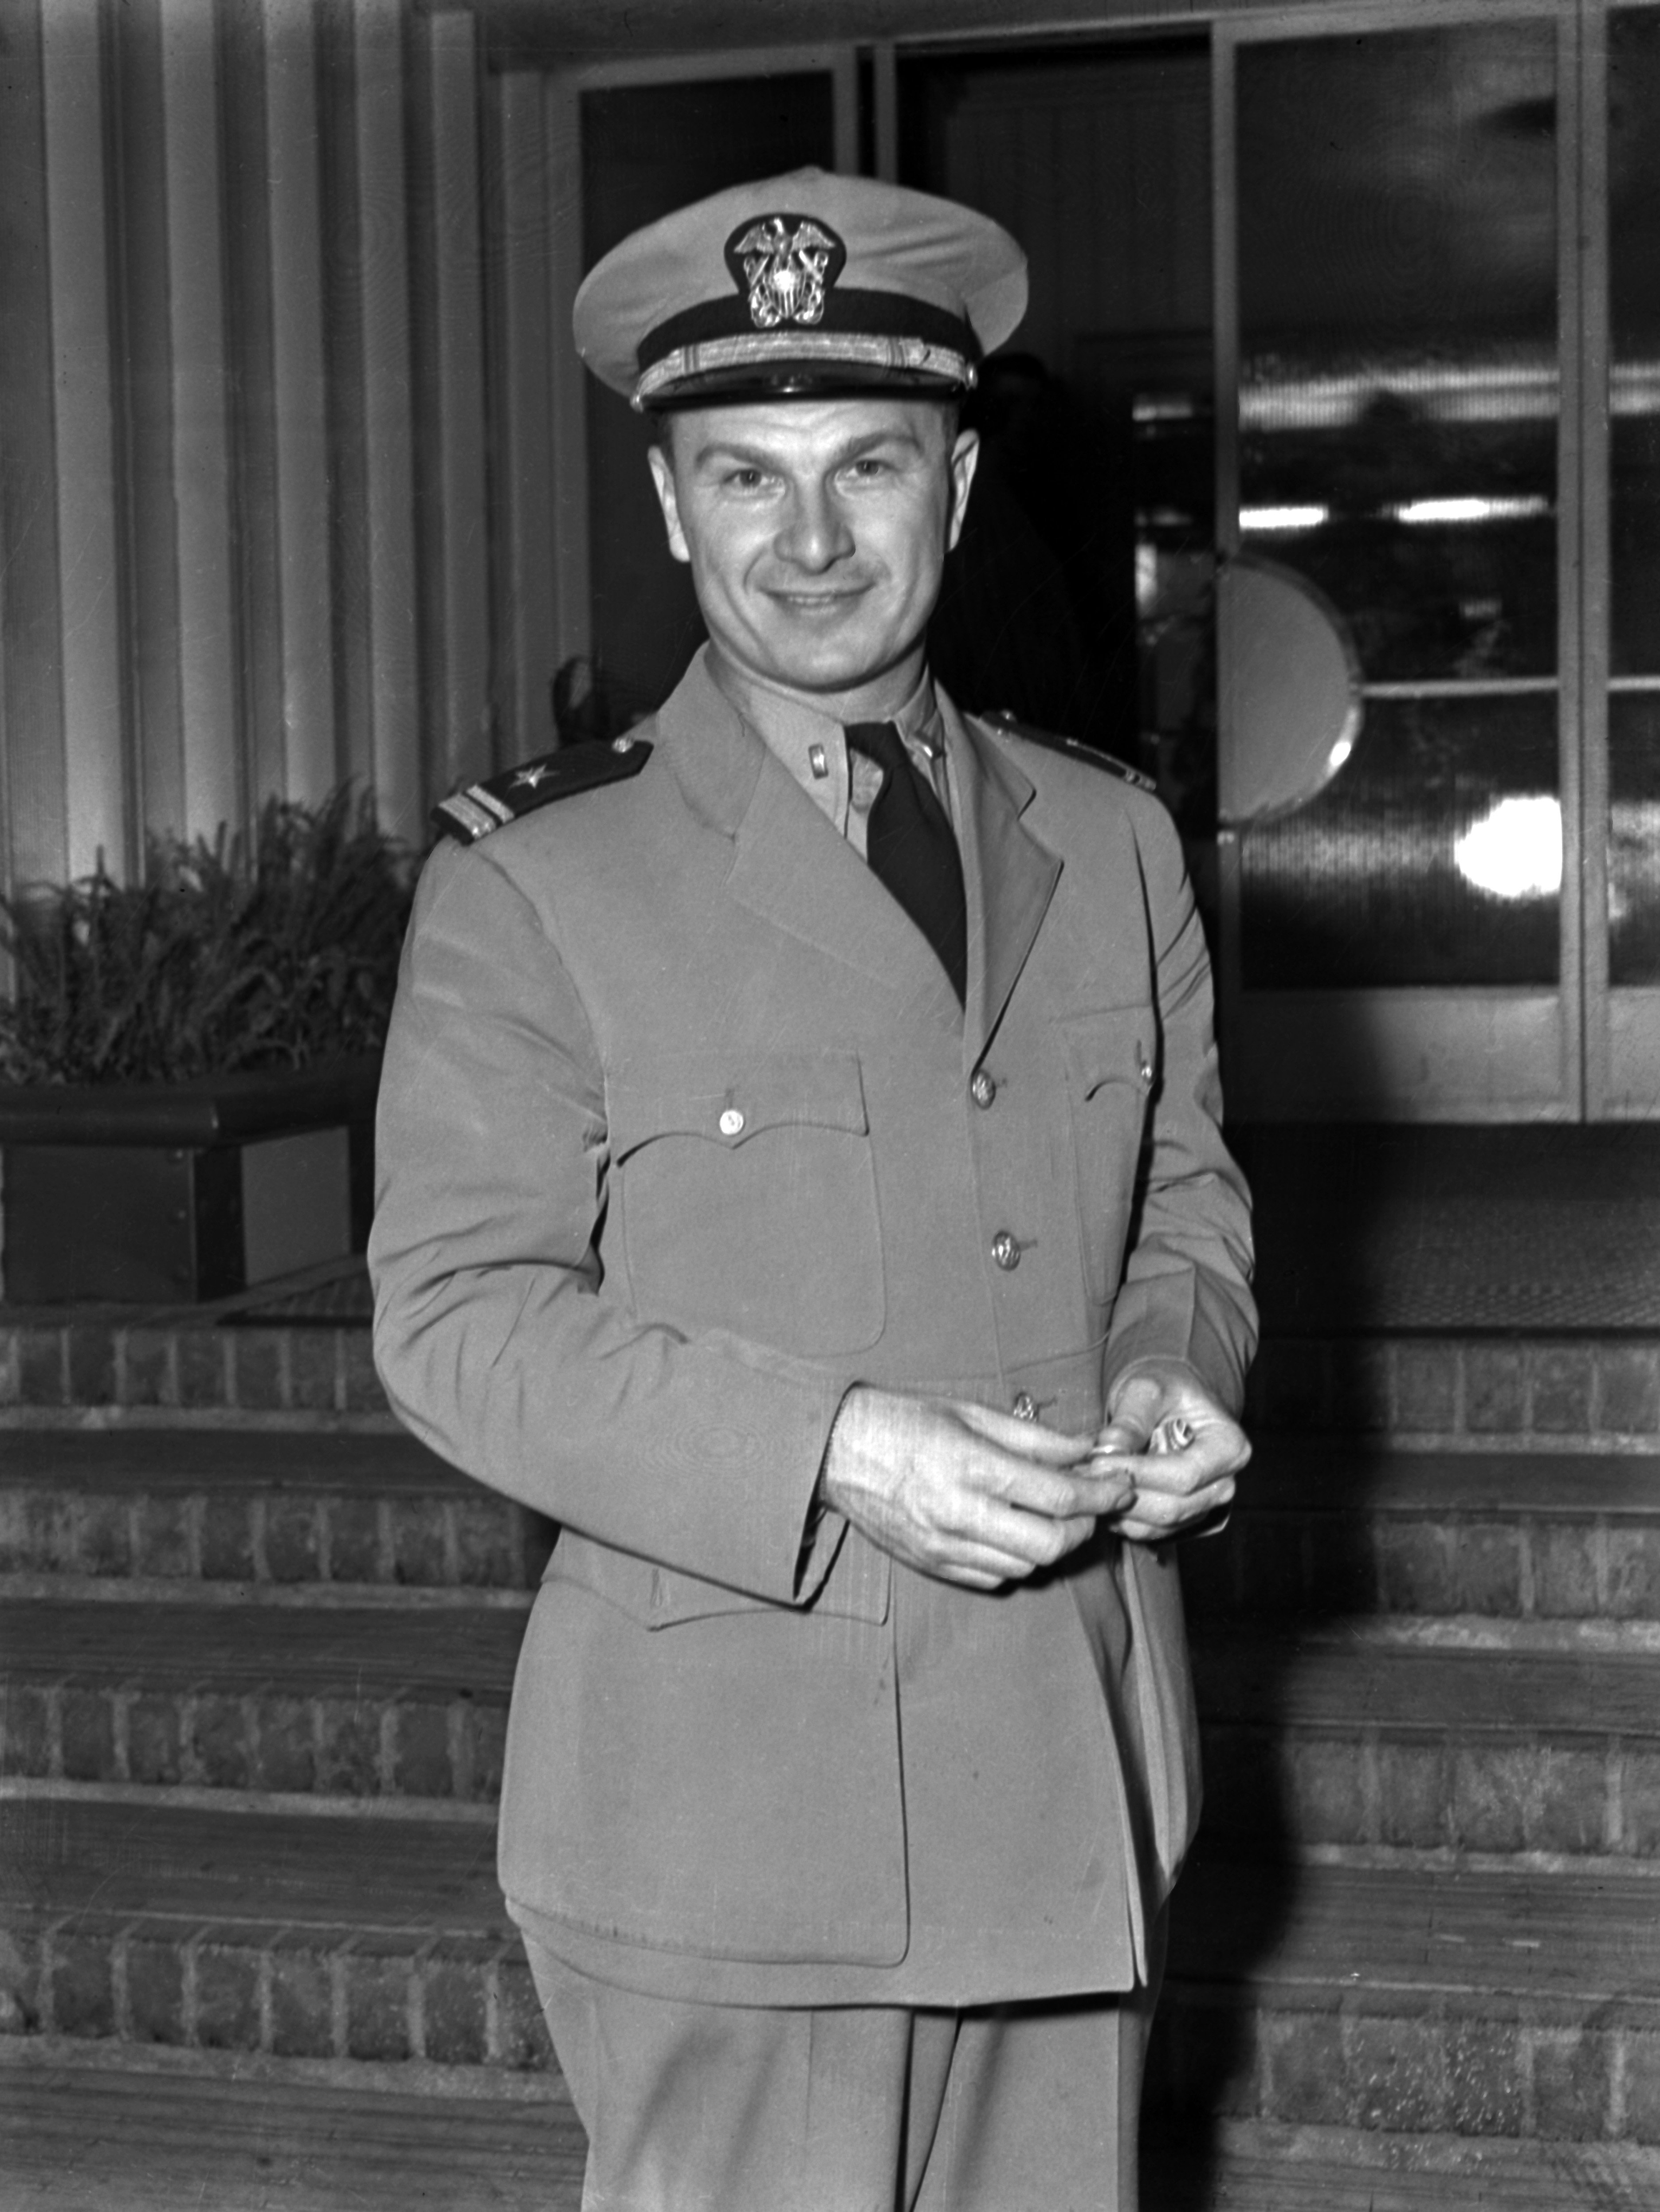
[432,734,653,844]
[978,709,1158,795]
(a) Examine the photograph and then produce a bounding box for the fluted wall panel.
[353,0,421,839]
[0,0,520,894]
[118,0,188,857]
[0,0,68,897]
[263,0,339,813]
[430,12,492,795]
[41,0,129,883]
[497,71,560,764]
[161,0,241,843]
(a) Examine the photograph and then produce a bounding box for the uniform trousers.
[522,1924,1164,2212]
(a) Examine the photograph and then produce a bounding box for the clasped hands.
[822,1362,1250,1592]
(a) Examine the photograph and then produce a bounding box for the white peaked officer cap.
[573,167,1028,412]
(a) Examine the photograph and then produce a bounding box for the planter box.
[0,1058,380,1305]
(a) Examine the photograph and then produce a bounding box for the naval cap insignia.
[725,214,846,332]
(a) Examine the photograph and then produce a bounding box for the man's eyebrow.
[687,427,926,471]
[686,438,777,471]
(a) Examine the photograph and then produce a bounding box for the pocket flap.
[547,1526,890,1630]
[608,1052,869,1161]
[1058,1007,1155,1100]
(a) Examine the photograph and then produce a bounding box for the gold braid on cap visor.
[632,330,978,410]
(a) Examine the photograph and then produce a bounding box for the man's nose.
[775,482,853,570]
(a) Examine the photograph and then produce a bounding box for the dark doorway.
[899,40,1217,847]
[580,74,838,726]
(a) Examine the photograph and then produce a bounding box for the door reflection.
[1235,22,1561,994]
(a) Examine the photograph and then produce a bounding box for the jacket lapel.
[947,700,1063,1067]
[726,752,963,1021]
[658,653,962,1028]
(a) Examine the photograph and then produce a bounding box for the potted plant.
[0,789,412,1305]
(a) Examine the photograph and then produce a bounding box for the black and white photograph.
[1,1,1658,2205]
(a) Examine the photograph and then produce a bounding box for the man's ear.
[946,427,981,554]
[647,442,692,565]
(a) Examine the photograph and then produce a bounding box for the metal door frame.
[1213,0,1587,1121]
[1599,0,1660,1112]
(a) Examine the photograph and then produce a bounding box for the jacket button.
[1138,1058,1154,1086]
[1011,1391,1037,1420]
[718,1108,745,1136]
[991,1230,1021,1271]
[970,1069,997,1109]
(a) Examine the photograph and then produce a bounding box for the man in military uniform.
[370,168,1254,2212]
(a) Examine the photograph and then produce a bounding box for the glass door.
[1603,1,1660,1111]
[1215,5,1579,1120]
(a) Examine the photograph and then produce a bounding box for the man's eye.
[724,468,769,491]
[846,458,889,480]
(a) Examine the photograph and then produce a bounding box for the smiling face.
[647,395,979,717]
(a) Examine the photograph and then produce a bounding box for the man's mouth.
[766,587,870,613]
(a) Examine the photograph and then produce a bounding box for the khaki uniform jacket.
[369,650,1255,2010]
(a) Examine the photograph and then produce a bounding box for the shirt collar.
[709,656,944,780]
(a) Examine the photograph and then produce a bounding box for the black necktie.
[844,722,967,1006]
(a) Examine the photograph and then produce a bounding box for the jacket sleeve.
[1102,799,1257,1416]
[368,838,847,1605]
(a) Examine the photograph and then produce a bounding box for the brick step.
[1160,1849,1660,2141]
[1192,1631,1660,1860]
[8,1799,1657,2150]
[1196,1629,1660,1731]
[0,2052,583,2211]
[0,1428,550,1590]
[1153,1850,1660,2147]
[12,2076,1660,2212]
[0,1318,388,1421]
[0,1794,552,2070]
[1143,2118,1660,2209]
[1,1598,522,1801]
[1244,1333,1660,1443]
[1183,1442,1660,1623]
[6,1314,1658,1445]
[10,1431,1658,1615]
[14,1588,1660,1851]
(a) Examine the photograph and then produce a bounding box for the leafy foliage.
[0,790,414,1086]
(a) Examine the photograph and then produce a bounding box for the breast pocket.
[607,1051,885,1358]
[1059,1008,1156,1307]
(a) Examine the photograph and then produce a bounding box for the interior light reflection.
[1240,505,1330,532]
[1142,362,1660,440]
[1235,361,1660,432]
[1238,495,1549,534]
[1453,797,1563,902]
[1241,363,1558,432]
[1391,496,1551,526]
[1614,365,1660,417]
